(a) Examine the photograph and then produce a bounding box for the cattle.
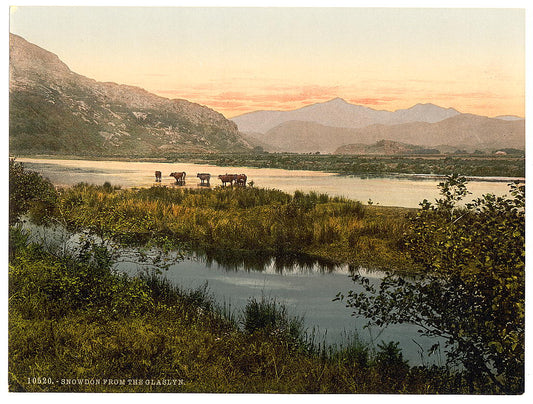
[155,171,162,182]
[218,174,236,186]
[197,173,211,185]
[235,174,247,187]
[170,171,186,185]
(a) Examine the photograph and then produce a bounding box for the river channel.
[18,157,521,366]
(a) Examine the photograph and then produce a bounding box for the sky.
[9,4,526,119]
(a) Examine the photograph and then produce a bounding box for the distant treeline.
[163,152,525,178]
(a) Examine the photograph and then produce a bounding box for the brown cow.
[197,172,211,185]
[155,171,162,182]
[235,174,247,187]
[218,174,236,186]
[170,171,186,185]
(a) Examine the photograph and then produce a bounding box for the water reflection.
[200,249,341,274]
[197,249,397,278]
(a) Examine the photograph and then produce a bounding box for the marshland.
[8,158,525,393]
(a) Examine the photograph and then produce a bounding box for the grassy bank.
[51,183,415,272]
[9,227,463,393]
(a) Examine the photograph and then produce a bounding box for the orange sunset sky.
[9,5,526,119]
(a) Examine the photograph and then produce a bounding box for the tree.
[336,174,525,393]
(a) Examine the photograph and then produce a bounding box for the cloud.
[151,80,516,118]
[201,100,249,110]
[347,96,400,106]
[208,85,340,104]
[155,83,342,116]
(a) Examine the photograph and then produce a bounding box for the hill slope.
[9,33,250,156]
[260,115,524,154]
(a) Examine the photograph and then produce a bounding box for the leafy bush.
[337,175,525,393]
[9,158,58,225]
[9,227,154,319]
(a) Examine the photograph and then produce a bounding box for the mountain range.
[9,33,250,155]
[232,98,462,134]
[232,98,525,154]
[9,33,525,157]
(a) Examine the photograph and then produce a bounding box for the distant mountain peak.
[232,97,463,133]
[404,102,458,112]
[327,97,350,104]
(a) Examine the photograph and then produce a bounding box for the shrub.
[9,158,58,225]
[337,175,525,394]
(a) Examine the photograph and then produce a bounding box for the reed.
[55,184,414,270]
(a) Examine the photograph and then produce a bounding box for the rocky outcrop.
[9,33,251,155]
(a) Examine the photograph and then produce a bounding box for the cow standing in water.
[218,174,236,187]
[235,174,247,187]
[155,171,162,183]
[170,172,186,185]
[197,173,211,186]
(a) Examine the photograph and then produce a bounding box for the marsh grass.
[241,295,305,343]
[53,184,415,271]
[7,161,504,393]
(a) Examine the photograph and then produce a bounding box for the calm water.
[118,255,446,366]
[23,220,444,366]
[19,157,518,366]
[18,157,520,208]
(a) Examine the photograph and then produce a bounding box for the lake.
[17,157,520,366]
[17,157,520,209]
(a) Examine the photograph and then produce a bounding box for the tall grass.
[240,295,305,344]
[54,184,414,270]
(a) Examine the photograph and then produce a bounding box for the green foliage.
[337,175,525,393]
[374,341,410,392]
[9,159,58,225]
[9,227,154,319]
[9,161,512,393]
[10,227,463,393]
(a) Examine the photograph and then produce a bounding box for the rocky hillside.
[9,33,251,156]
